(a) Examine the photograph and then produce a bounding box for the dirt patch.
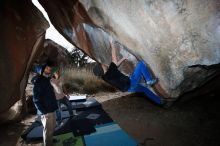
[95,91,220,146]
[0,115,37,146]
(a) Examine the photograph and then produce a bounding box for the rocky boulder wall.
[81,0,220,97]
[36,39,72,68]
[40,0,220,98]
[0,0,49,122]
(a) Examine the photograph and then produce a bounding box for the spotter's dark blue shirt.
[32,75,58,115]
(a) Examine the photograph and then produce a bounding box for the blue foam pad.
[84,122,137,146]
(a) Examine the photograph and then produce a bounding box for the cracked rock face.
[39,0,220,98]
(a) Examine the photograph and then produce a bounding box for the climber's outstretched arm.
[110,38,126,67]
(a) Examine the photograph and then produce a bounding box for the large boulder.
[39,0,220,98]
[36,39,72,68]
[0,0,49,122]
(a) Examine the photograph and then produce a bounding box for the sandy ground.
[100,92,220,146]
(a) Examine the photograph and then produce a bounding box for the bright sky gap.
[32,0,74,52]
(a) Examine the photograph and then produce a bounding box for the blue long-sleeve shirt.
[32,75,58,115]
